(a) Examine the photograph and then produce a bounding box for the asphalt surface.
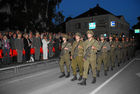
[0,55,140,94]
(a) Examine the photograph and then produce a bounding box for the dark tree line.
[0,0,64,32]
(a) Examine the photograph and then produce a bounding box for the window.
[75,23,81,29]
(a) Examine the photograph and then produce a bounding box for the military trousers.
[71,56,83,76]
[83,54,96,79]
[110,50,115,67]
[59,54,70,73]
[97,53,108,71]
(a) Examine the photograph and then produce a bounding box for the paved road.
[0,56,140,94]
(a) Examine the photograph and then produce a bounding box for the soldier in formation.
[58,30,136,86]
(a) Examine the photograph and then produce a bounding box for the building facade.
[66,4,130,37]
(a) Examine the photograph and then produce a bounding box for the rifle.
[60,43,68,57]
[84,40,96,60]
[97,41,106,56]
[73,41,80,59]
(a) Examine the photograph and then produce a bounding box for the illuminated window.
[89,22,96,29]
[135,29,140,33]
[111,21,115,27]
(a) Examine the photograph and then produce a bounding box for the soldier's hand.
[64,47,68,50]
[111,45,114,47]
[83,58,85,61]
[103,46,107,49]
[92,46,96,50]
[78,46,83,49]
[71,56,72,59]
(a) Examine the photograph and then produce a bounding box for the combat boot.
[71,76,77,81]
[97,70,100,77]
[59,72,65,78]
[78,76,82,81]
[78,78,86,86]
[104,70,107,76]
[91,77,96,84]
[65,72,70,78]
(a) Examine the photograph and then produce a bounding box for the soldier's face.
[75,35,80,40]
[109,37,113,40]
[100,37,104,41]
[87,34,92,38]
[62,37,66,41]
[115,38,118,41]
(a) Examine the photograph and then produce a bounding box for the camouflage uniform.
[71,33,84,81]
[59,35,71,78]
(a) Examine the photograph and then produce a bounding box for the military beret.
[87,30,94,35]
[62,34,68,39]
[75,32,81,37]
[100,34,105,38]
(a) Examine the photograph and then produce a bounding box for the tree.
[0,0,64,32]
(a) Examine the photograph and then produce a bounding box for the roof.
[74,4,115,19]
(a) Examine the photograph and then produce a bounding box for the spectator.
[15,33,24,63]
[42,35,50,60]
[23,34,31,62]
[33,32,41,61]
[10,33,17,63]
[48,35,54,58]
[2,35,10,64]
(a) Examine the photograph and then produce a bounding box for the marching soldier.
[97,34,110,77]
[71,33,84,81]
[122,37,127,63]
[115,36,122,67]
[59,35,71,78]
[109,35,116,70]
[78,30,100,85]
[126,37,130,60]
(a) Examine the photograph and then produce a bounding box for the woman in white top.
[42,35,50,60]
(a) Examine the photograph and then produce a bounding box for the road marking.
[136,73,140,78]
[28,77,72,94]
[135,58,140,61]
[89,58,136,94]
[0,67,59,87]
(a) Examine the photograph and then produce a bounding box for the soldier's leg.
[65,55,70,78]
[103,54,107,71]
[78,58,89,85]
[59,57,65,78]
[103,54,108,76]
[59,57,65,73]
[90,55,97,83]
[107,52,110,71]
[112,52,115,67]
[71,58,77,76]
[65,55,70,73]
[97,55,102,72]
[77,56,83,77]
[82,59,90,79]
[90,55,96,78]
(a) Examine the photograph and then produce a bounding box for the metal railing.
[0,58,59,73]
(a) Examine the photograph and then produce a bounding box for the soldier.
[59,34,71,78]
[122,37,127,63]
[71,33,84,81]
[109,35,116,70]
[78,30,100,85]
[97,34,110,77]
[115,36,122,67]
[126,37,130,60]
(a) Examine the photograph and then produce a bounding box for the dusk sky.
[59,0,140,28]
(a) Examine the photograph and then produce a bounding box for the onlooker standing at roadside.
[23,34,31,62]
[2,35,10,64]
[15,33,24,63]
[42,35,50,60]
[10,33,17,63]
[33,32,41,61]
